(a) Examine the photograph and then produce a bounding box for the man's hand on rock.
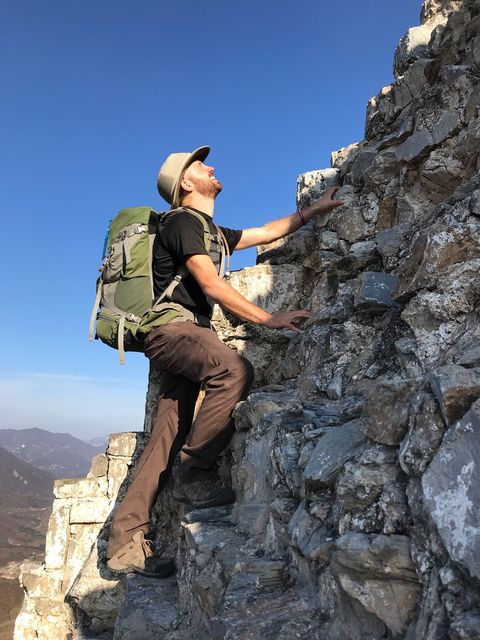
[304,187,344,217]
[263,310,310,333]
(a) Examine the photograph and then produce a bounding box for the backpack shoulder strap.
[153,207,229,307]
[178,208,212,253]
[214,224,230,279]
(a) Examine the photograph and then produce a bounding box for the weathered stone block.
[430,110,460,144]
[303,420,366,488]
[396,128,434,162]
[399,390,445,476]
[233,390,301,432]
[335,208,374,243]
[232,504,270,537]
[229,559,287,592]
[69,539,125,629]
[465,82,480,123]
[392,59,429,111]
[107,432,145,458]
[113,575,178,640]
[362,150,400,195]
[353,272,399,313]
[88,453,108,477]
[220,561,288,617]
[218,264,305,313]
[288,500,333,563]
[394,25,435,77]
[457,346,480,368]
[210,590,323,640]
[441,64,474,84]
[349,239,377,259]
[184,521,245,560]
[296,167,340,209]
[375,223,412,258]
[20,564,63,600]
[14,600,76,640]
[54,476,108,499]
[362,378,419,446]
[256,226,314,265]
[350,150,377,190]
[450,612,480,640]
[422,400,480,579]
[44,502,71,570]
[331,141,362,175]
[62,523,104,594]
[70,498,113,524]
[420,148,465,203]
[394,224,480,302]
[378,117,415,150]
[332,532,420,635]
[421,0,462,27]
[365,84,395,140]
[107,457,133,500]
[428,364,480,424]
[337,445,399,511]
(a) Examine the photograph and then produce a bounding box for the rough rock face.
[14,0,480,638]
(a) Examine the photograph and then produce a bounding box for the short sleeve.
[219,226,242,253]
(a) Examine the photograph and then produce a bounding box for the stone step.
[211,589,323,639]
[112,574,180,640]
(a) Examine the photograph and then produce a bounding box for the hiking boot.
[106,531,175,578]
[172,477,235,509]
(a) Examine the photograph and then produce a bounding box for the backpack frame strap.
[215,224,230,279]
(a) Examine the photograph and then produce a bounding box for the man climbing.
[106,145,343,578]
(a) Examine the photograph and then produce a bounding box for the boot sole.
[107,560,175,579]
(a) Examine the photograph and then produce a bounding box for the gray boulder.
[422,400,480,579]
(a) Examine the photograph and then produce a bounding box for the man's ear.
[180,177,193,194]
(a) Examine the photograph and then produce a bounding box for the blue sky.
[1,0,421,439]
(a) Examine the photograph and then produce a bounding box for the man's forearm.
[205,278,271,324]
[262,210,305,244]
[236,195,338,251]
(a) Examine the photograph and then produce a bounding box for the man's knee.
[228,355,254,395]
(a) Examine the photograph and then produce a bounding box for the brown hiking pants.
[107,320,254,558]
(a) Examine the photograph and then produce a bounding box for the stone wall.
[14,0,480,637]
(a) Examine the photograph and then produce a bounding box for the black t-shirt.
[152,207,242,317]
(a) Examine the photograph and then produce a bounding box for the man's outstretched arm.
[235,187,343,251]
[186,254,309,332]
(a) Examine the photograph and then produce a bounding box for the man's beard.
[191,176,222,199]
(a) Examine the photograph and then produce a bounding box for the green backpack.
[88,206,229,364]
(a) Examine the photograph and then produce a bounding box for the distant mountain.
[0,428,106,479]
[0,446,54,501]
[0,447,54,637]
[87,435,110,449]
[0,446,53,553]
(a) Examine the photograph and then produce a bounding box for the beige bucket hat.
[157,145,210,209]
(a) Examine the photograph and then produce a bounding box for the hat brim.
[171,145,210,209]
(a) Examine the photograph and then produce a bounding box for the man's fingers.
[326,187,344,204]
[286,323,302,333]
[284,311,310,331]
